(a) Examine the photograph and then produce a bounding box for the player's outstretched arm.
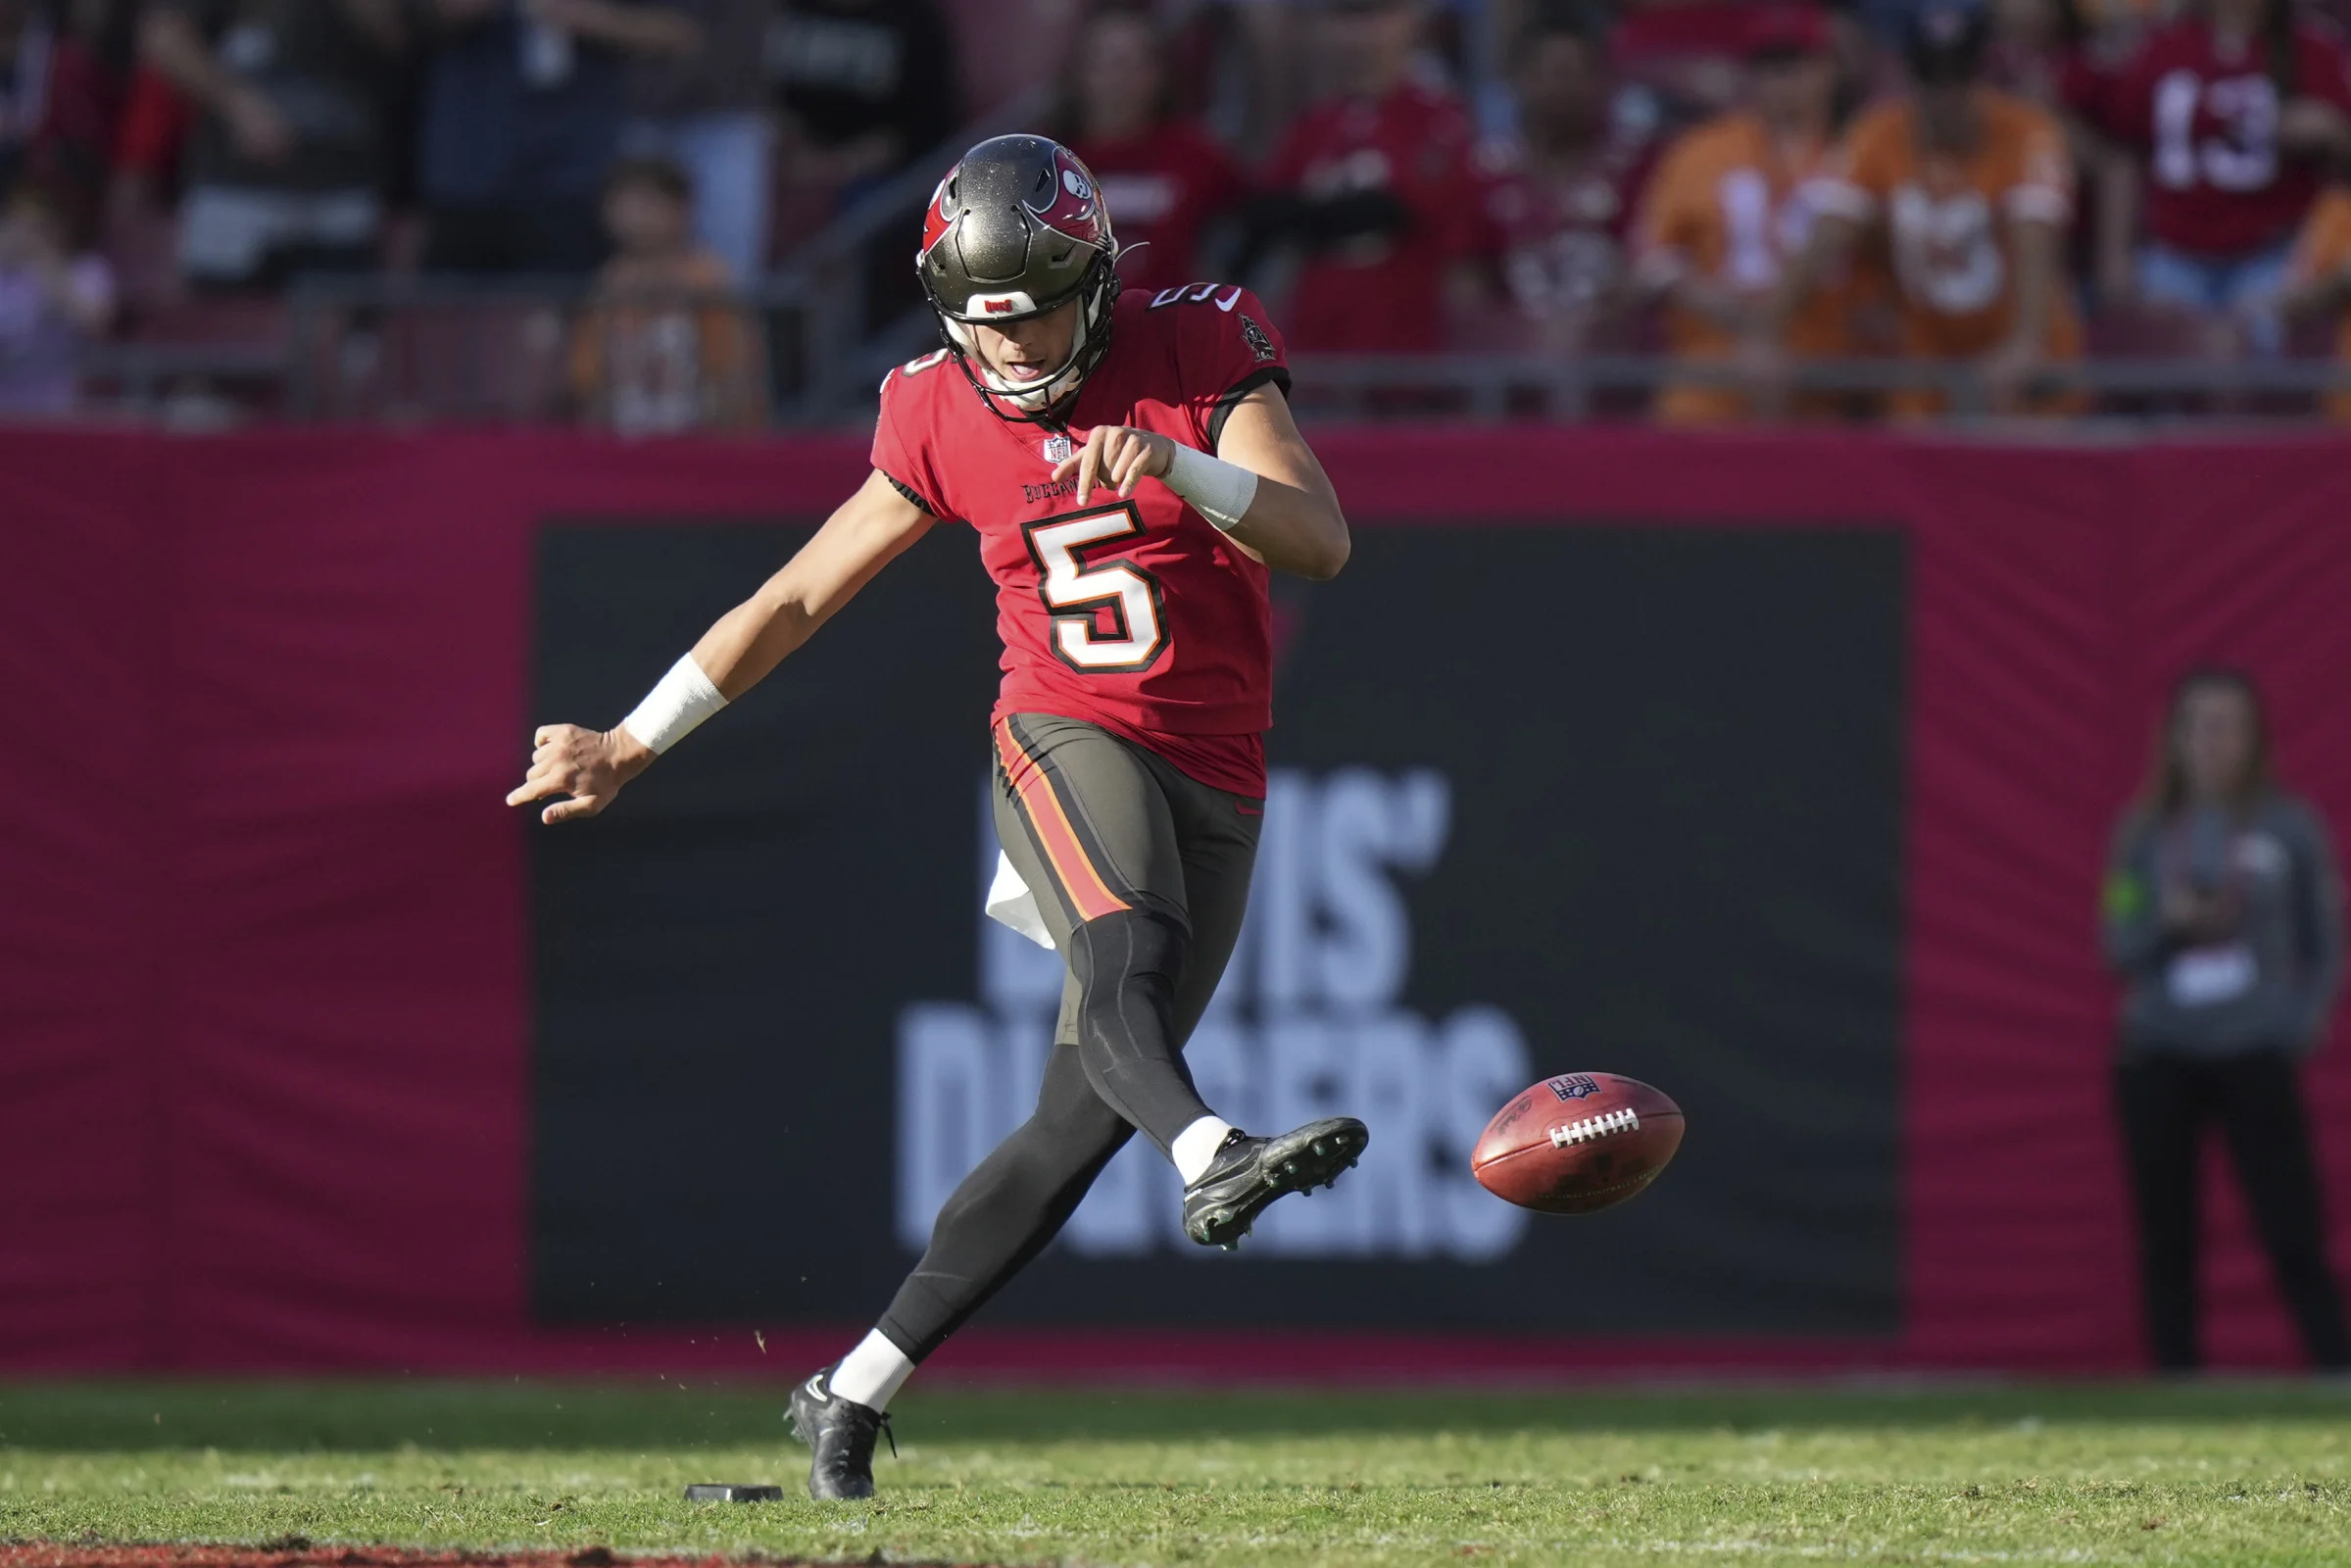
[1053,388,1348,580]
[506,469,933,824]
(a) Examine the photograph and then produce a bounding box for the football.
[1471,1072,1686,1213]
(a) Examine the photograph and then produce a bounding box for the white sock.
[1171,1115,1239,1186]
[829,1329,914,1411]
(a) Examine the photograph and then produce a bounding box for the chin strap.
[943,310,1095,413]
[936,252,1119,423]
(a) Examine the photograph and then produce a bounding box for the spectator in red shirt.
[1989,0,2099,106]
[1988,0,2140,151]
[2097,0,2351,342]
[1984,0,2150,298]
[1060,3,1247,299]
[1472,3,1653,352]
[0,0,133,245]
[1254,0,1489,353]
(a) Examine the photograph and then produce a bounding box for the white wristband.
[620,655,728,755]
[1161,442,1258,533]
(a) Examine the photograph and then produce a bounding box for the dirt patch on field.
[0,1548,982,1568]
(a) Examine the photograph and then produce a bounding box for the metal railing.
[1283,352,2351,424]
[272,275,815,426]
[54,84,1053,430]
[50,73,2351,433]
[69,255,2351,430]
[74,341,291,413]
[63,304,2351,429]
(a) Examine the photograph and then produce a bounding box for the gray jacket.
[2102,793,2344,1058]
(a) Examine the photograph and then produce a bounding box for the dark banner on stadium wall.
[8,426,2351,1375]
[529,526,1905,1336]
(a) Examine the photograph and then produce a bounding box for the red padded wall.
[3,425,2349,1376]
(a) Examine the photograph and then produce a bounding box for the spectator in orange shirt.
[1060,3,1248,300]
[1633,4,1850,421]
[569,156,763,433]
[2274,182,2351,420]
[1771,2,2081,416]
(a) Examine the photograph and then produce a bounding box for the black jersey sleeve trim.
[881,470,936,515]
[1207,367,1293,450]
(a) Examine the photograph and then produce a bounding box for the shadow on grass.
[2,1379,2347,1453]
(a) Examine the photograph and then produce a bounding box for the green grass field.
[3,1380,2349,1566]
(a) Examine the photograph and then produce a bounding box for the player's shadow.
[3,1380,2346,1452]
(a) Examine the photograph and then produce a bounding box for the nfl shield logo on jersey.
[1041,434,1073,464]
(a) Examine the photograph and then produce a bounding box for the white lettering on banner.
[895,770,1531,1261]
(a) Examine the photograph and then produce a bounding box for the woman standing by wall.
[2102,668,2351,1371]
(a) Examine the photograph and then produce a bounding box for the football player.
[507,134,1368,1500]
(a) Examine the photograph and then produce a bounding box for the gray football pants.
[876,712,1260,1361]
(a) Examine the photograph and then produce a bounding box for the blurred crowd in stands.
[11,0,2351,423]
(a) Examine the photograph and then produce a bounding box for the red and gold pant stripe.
[995,716,1130,924]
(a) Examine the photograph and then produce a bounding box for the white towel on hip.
[985,850,1055,949]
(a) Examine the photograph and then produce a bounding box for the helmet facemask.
[937,252,1120,419]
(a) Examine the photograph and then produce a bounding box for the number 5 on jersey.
[1023,503,1167,672]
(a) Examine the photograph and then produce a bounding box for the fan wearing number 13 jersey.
[2100,1,2351,281]
[502,132,1364,1503]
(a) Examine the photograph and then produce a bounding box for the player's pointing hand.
[505,723,654,824]
[1053,424,1176,505]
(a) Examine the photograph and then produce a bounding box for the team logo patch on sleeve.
[1239,315,1278,363]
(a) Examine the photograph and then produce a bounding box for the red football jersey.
[2104,19,2351,257]
[1263,81,1490,352]
[1476,131,1656,320]
[870,284,1292,796]
[1073,120,1249,298]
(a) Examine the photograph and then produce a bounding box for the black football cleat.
[1183,1118,1369,1250]
[787,1365,894,1500]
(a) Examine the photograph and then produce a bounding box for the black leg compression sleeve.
[1066,907,1211,1154]
[877,1045,1133,1362]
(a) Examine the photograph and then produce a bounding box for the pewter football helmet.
[917,134,1120,419]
